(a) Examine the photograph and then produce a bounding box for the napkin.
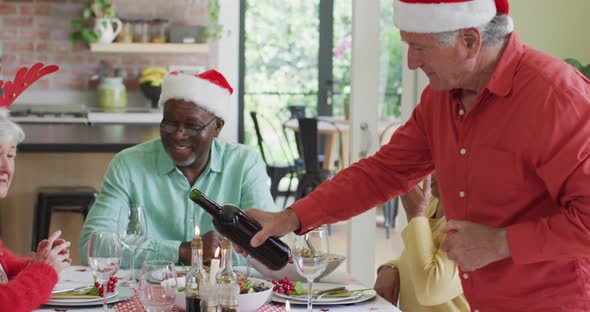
[50,286,99,299]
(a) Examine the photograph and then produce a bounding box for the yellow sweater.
[386,198,469,312]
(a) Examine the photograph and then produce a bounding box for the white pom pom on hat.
[393,0,510,33]
[158,69,234,120]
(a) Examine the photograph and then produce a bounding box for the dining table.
[35,265,401,312]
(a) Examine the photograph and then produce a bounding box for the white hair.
[0,109,25,145]
[432,14,514,47]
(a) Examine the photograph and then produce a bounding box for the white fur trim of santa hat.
[394,0,498,33]
[158,70,233,120]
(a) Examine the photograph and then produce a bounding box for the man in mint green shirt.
[80,70,277,267]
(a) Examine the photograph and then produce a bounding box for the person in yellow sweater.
[374,174,469,311]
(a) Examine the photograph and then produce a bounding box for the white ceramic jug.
[94,17,123,43]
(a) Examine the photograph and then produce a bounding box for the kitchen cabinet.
[90,43,208,54]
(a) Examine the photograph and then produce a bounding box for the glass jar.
[116,18,133,43]
[98,77,127,108]
[151,18,169,43]
[141,19,150,43]
[132,19,150,43]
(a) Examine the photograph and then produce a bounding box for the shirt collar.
[156,138,223,175]
[484,32,525,97]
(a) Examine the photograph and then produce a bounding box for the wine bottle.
[189,189,291,270]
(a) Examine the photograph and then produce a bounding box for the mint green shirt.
[79,138,277,267]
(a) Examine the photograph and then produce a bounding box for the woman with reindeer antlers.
[0,63,72,310]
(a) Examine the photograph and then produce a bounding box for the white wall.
[510,0,590,63]
[347,0,380,286]
[216,0,240,143]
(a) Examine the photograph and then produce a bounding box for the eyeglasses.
[160,117,216,137]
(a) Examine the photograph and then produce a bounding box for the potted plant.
[204,0,223,41]
[70,0,121,44]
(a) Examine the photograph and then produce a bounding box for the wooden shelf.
[89,43,208,54]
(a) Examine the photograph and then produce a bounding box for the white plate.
[44,286,133,307]
[272,283,377,306]
[47,290,118,304]
[273,282,363,303]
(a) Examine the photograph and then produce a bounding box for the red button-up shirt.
[291,33,590,311]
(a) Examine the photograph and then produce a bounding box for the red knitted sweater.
[0,241,58,312]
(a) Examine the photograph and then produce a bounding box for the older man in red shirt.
[244,0,590,311]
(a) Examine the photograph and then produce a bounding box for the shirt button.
[474,310,480,312]
[459,148,466,155]
[458,109,465,116]
[463,273,469,279]
[459,191,465,198]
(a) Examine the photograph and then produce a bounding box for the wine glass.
[87,230,122,312]
[293,227,329,312]
[138,260,177,312]
[246,254,252,279]
[118,204,148,286]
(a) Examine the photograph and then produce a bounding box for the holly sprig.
[91,274,119,297]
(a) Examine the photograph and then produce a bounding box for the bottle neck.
[191,247,204,270]
[190,189,223,216]
[220,247,233,272]
[216,247,236,283]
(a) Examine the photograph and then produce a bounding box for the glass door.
[241,0,352,160]
[242,1,319,157]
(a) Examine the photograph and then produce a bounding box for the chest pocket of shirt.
[468,147,528,207]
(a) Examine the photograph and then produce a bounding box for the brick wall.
[0,0,216,92]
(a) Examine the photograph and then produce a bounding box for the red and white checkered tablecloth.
[114,288,285,312]
[255,302,288,312]
[114,288,182,312]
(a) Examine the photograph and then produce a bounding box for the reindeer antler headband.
[0,63,59,108]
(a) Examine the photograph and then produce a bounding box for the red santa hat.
[158,69,234,120]
[394,0,510,33]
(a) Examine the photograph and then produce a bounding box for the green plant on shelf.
[185,0,224,42]
[69,0,115,44]
[204,0,223,41]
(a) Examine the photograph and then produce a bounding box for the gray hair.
[0,112,25,145]
[432,14,514,47]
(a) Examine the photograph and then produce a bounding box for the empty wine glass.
[293,227,329,312]
[87,230,122,312]
[246,254,252,279]
[118,204,147,286]
[138,260,177,312]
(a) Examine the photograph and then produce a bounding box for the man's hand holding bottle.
[233,208,301,256]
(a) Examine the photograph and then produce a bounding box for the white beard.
[174,153,197,167]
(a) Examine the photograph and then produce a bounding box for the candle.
[210,246,221,284]
[285,300,290,311]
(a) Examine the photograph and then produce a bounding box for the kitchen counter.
[9,104,163,125]
[18,123,160,153]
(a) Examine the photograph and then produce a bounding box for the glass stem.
[307,278,313,311]
[102,279,108,312]
[246,255,251,279]
[130,248,136,281]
